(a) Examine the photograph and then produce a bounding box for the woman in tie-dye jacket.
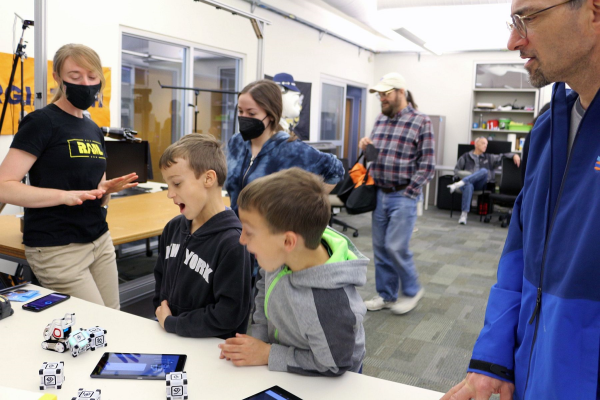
[225,79,344,213]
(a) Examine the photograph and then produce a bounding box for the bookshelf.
[470,63,540,149]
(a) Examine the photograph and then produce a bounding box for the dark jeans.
[460,168,489,212]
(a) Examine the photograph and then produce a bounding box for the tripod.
[0,20,34,134]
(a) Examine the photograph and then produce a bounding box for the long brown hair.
[51,44,105,104]
[406,90,418,110]
[239,80,297,141]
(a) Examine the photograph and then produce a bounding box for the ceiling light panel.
[378,0,510,9]
[378,3,513,52]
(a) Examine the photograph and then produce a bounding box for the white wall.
[370,51,553,166]
[263,9,374,141]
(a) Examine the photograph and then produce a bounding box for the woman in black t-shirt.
[0,44,138,309]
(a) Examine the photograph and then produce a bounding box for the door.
[344,98,353,159]
[346,85,365,163]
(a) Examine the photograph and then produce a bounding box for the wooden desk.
[0,191,230,262]
[107,190,182,246]
[0,215,24,263]
[0,285,444,400]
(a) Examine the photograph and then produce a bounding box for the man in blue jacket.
[443,0,600,399]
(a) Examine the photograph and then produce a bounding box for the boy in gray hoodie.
[218,167,367,376]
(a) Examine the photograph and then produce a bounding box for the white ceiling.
[378,0,510,8]
[301,0,515,53]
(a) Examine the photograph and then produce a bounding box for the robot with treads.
[41,313,76,353]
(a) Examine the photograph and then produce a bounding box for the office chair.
[450,171,495,221]
[329,158,359,237]
[484,157,522,227]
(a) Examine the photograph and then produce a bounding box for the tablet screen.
[243,386,302,400]
[91,352,187,380]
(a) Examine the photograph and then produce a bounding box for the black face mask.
[63,81,102,110]
[238,115,269,141]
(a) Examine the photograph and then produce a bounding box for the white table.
[0,386,55,400]
[0,285,443,400]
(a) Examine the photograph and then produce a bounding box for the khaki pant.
[25,230,120,309]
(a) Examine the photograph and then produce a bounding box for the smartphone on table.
[22,292,70,312]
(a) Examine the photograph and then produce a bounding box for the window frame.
[118,27,244,141]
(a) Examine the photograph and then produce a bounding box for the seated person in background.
[219,167,367,376]
[447,137,520,225]
[153,133,252,339]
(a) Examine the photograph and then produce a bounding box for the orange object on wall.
[0,52,111,135]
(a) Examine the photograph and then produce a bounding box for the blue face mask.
[63,81,101,110]
[238,115,269,141]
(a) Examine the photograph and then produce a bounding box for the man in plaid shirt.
[360,72,435,315]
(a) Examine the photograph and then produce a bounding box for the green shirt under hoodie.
[252,227,367,376]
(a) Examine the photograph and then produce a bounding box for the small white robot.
[86,326,108,351]
[39,361,64,390]
[42,313,76,353]
[166,371,188,400]
[71,388,101,399]
[68,329,92,357]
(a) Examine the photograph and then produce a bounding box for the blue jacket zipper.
[522,101,587,397]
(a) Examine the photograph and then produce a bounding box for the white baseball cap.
[369,72,407,93]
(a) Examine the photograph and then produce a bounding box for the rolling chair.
[329,158,359,237]
[484,157,522,227]
[450,170,495,221]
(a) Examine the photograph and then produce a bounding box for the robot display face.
[281,90,302,119]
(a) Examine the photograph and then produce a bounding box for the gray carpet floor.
[334,207,508,393]
[119,207,510,393]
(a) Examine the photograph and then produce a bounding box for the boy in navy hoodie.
[153,133,252,339]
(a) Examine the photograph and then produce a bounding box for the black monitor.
[458,144,474,159]
[486,140,512,154]
[105,140,150,183]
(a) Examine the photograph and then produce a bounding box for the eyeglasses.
[375,89,396,100]
[507,0,574,39]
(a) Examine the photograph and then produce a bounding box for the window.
[120,34,242,182]
[192,49,240,144]
[121,35,186,182]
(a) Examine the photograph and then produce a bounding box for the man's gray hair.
[568,0,585,9]
[474,136,487,144]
